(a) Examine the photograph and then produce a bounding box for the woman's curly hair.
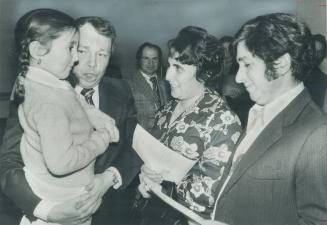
[168,26,230,90]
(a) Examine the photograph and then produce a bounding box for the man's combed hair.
[76,16,116,44]
[233,13,315,81]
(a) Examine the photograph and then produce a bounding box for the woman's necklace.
[170,89,205,125]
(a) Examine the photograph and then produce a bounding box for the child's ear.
[29,41,48,60]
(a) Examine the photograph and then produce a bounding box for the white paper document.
[132,124,197,183]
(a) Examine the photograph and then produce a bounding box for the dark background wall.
[0,0,326,117]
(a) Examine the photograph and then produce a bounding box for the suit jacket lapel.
[99,81,109,112]
[219,89,311,199]
[221,116,283,197]
[98,80,122,124]
[135,71,160,107]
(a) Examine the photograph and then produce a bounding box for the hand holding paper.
[141,165,165,184]
[138,170,163,198]
[133,124,208,224]
[132,124,197,183]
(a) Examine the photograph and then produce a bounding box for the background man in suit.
[0,16,141,225]
[126,42,170,132]
[212,13,327,225]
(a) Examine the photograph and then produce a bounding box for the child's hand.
[91,128,111,154]
[103,118,119,143]
[85,108,120,143]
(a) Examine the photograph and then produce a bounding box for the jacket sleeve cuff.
[33,200,56,221]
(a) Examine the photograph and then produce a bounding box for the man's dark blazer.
[126,71,170,132]
[214,89,327,225]
[0,77,142,224]
[305,68,327,112]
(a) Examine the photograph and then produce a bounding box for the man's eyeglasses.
[141,57,160,63]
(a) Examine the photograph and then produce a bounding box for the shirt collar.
[248,82,304,128]
[25,66,72,90]
[140,70,156,80]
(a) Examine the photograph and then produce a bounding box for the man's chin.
[79,81,98,88]
[142,69,157,75]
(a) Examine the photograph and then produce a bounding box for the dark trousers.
[129,181,188,225]
[92,178,139,225]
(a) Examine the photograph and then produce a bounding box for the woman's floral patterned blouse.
[152,88,242,218]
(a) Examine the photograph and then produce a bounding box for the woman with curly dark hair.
[137,26,242,225]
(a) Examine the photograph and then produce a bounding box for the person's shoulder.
[283,91,327,140]
[100,77,132,100]
[101,77,129,89]
[125,71,142,83]
[204,89,242,123]
[205,89,232,110]
[124,71,145,93]
[25,80,73,106]
[302,98,327,125]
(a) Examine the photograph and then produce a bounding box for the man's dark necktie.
[149,76,161,106]
[81,88,95,106]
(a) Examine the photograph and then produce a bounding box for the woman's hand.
[138,176,151,198]
[141,165,165,183]
[138,165,165,198]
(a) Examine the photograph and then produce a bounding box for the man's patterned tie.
[150,76,161,106]
[81,88,95,106]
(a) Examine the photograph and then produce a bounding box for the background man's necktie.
[149,76,161,105]
[81,88,95,106]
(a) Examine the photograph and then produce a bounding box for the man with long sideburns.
[212,13,327,225]
[0,16,141,225]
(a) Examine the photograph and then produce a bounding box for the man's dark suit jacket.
[0,77,142,224]
[214,89,327,225]
[305,68,327,111]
